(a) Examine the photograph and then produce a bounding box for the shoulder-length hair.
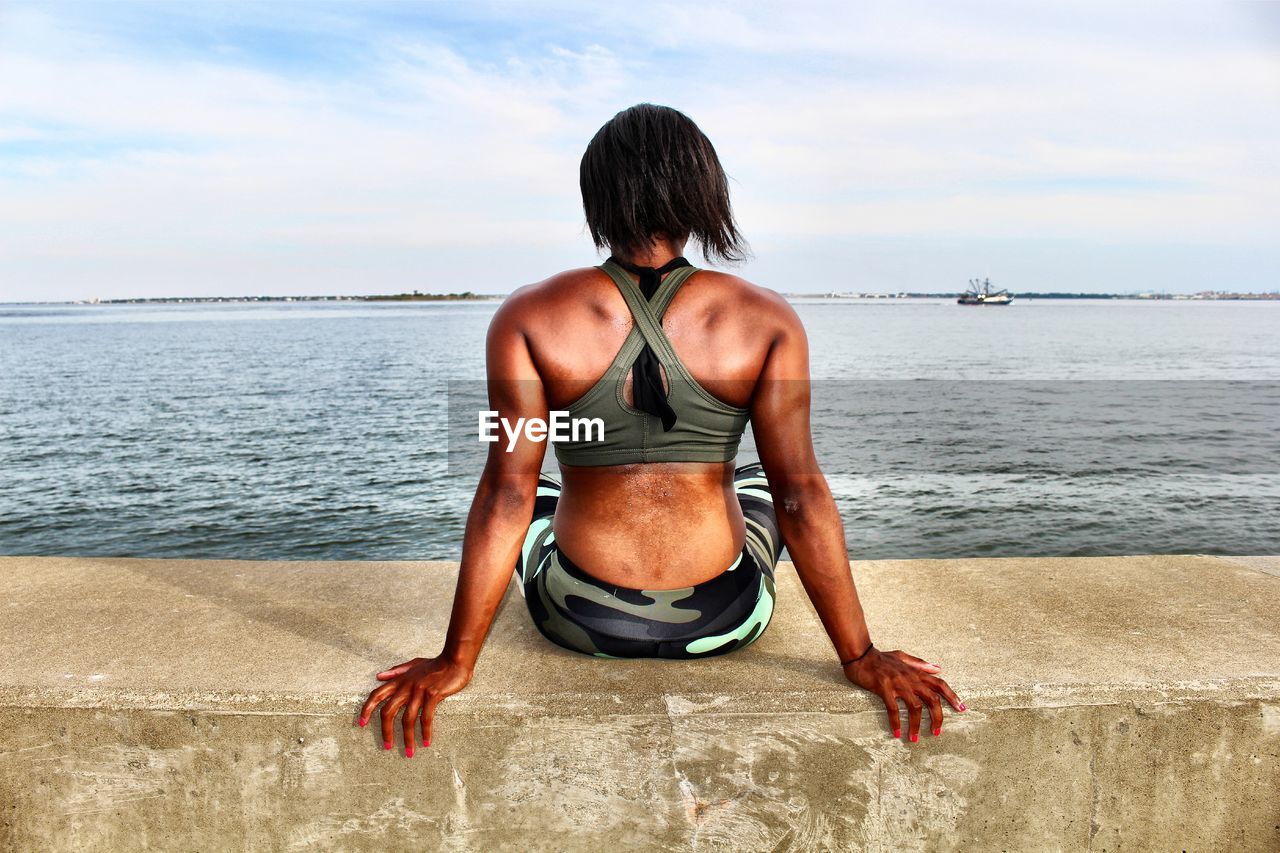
[579,103,749,265]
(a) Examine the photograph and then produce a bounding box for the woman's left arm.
[359,290,550,755]
[749,290,966,742]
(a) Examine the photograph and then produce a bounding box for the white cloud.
[0,1,1277,300]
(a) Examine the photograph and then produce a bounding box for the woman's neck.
[612,236,688,268]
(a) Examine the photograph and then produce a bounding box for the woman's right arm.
[748,291,965,741]
[358,289,550,755]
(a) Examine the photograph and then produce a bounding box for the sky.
[2,1,1279,301]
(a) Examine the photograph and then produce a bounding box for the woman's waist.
[551,463,746,588]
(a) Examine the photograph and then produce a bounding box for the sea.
[2,297,1277,562]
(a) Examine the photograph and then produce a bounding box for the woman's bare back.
[514,263,784,588]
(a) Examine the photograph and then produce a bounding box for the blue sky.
[2,1,1278,300]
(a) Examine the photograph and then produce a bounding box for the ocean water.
[2,297,1277,561]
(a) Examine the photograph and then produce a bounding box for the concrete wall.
[0,553,1277,851]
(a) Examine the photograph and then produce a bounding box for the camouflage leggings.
[514,462,782,659]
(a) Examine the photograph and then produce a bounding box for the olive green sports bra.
[552,258,751,467]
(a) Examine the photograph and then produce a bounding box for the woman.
[359,103,965,755]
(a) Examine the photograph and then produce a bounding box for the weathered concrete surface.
[0,553,1276,851]
[1216,554,1280,579]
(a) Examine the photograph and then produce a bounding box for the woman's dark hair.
[580,103,748,265]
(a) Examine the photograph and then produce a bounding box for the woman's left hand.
[843,646,966,741]
[357,656,474,756]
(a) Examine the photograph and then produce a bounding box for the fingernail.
[383,741,392,750]
[933,727,941,736]
[358,718,367,728]
[910,732,919,742]
[405,746,414,758]
[425,739,431,748]
[959,703,967,711]
[892,728,900,739]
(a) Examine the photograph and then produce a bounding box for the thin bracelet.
[840,642,875,668]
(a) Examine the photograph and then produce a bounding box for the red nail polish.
[933,728,941,736]
[406,747,414,758]
[959,703,967,711]
[892,728,900,738]
[910,732,919,742]
[358,718,367,728]
[383,741,392,750]
[425,739,431,748]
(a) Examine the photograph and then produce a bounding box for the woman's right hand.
[358,656,473,756]
[843,646,966,741]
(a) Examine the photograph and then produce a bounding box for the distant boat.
[958,278,1013,306]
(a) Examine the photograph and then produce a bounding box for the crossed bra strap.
[604,255,693,431]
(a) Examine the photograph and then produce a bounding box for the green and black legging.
[515,461,782,659]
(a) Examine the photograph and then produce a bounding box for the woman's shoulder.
[688,270,805,351]
[509,262,782,294]
[492,264,800,336]
[501,265,607,305]
[487,266,595,319]
[687,267,794,310]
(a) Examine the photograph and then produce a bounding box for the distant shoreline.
[28,292,506,306]
[799,291,1280,301]
[6,289,1280,306]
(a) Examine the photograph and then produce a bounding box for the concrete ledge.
[1,554,1277,851]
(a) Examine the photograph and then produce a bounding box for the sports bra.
[552,258,751,466]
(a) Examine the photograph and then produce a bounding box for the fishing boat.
[957,278,1013,305]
